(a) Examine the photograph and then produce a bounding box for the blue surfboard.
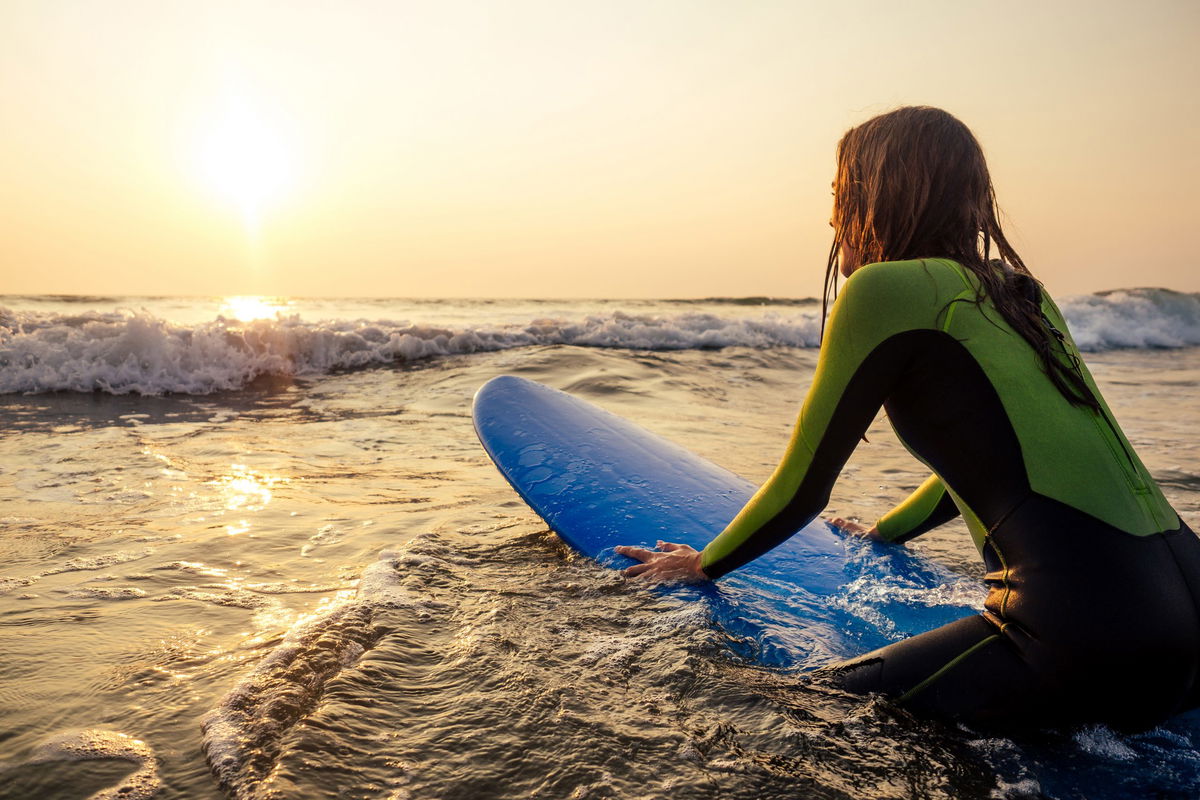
[473,375,981,669]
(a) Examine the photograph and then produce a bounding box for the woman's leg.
[817,615,1043,725]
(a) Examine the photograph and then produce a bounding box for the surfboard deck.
[473,375,979,669]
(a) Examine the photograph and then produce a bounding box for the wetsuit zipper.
[1041,312,1167,530]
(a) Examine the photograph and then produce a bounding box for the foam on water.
[0,305,822,395]
[11,729,161,800]
[3,288,1197,395]
[1,549,156,596]
[1072,725,1138,760]
[200,599,379,797]
[200,547,447,797]
[64,586,149,600]
[1061,288,1200,350]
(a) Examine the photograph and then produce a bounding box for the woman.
[616,106,1200,730]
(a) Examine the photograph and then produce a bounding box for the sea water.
[1,290,1199,799]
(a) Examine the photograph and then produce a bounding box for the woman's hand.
[614,541,708,584]
[828,516,884,541]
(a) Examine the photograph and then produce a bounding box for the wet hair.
[824,105,1098,410]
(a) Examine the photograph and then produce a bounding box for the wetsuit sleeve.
[874,474,961,544]
[699,263,940,580]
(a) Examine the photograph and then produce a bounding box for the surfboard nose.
[473,374,532,408]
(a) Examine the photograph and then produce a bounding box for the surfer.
[616,106,1200,730]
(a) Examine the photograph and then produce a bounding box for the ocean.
[2,289,1199,799]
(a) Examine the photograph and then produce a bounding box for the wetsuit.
[700,258,1200,730]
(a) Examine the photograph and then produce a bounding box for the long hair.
[825,106,1098,410]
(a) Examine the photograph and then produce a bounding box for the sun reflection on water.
[209,465,287,535]
[239,588,358,647]
[218,296,289,322]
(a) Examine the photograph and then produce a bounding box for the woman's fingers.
[615,542,706,584]
[828,516,870,535]
[615,545,656,562]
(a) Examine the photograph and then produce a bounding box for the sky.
[2,0,1197,299]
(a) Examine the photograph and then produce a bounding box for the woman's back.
[827,257,1177,551]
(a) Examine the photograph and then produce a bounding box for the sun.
[193,93,296,229]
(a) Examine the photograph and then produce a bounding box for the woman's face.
[839,240,858,278]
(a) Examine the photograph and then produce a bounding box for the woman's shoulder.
[825,259,969,344]
[841,258,966,308]
[851,257,964,283]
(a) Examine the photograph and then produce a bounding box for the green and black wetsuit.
[700,258,1200,730]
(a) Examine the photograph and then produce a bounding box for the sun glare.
[219,296,286,322]
[193,93,296,229]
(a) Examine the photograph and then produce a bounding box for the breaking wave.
[1,288,1196,395]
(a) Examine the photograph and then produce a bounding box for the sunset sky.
[2,0,1197,299]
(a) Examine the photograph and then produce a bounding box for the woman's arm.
[698,262,944,579]
[873,473,961,544]
[619,260,956,582]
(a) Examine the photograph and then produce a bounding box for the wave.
[667,296,819,306]
[1,288,1197,395]
[1060,288,1200,351]
[0,307,822,395]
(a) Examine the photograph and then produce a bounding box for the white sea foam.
[1,289,1196,395]
[64,586,148,600]
[19,729,160,800]
[0,306,822,395]
[200,546,449,797]
[1072,725,1138,760]
[1058,289,1200,351]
